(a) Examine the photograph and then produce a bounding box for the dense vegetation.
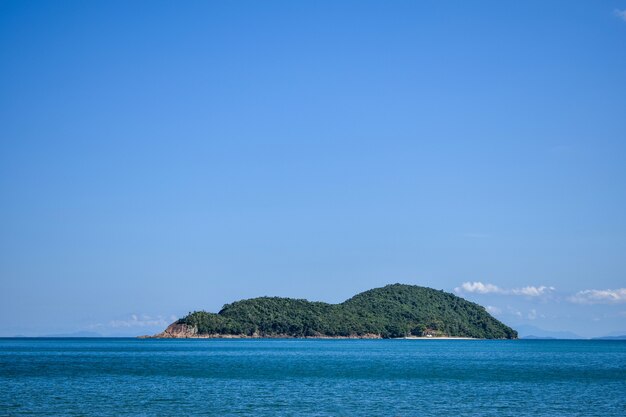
[179,284,517,339]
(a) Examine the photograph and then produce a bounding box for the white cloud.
[455,282,555,297]
[568,288,626,305]
[614,9,626,21]
[455,282,503,294]
[511,286,555,296]
[485,305,501,315]
[107,314,176,328]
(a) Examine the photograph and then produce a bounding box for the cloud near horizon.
[455,281,555,297]
[100,314,178,329]
[568,288,626,305]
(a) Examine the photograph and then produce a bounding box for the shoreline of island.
[140,335,479,340]
[397,336,477,340]
[139,327,479,340]
[140,322,481,340]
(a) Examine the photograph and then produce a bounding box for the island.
[148,284,517,339]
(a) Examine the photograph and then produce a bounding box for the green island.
[152,284,517,339]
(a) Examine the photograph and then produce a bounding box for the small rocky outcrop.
[152,322,198,338]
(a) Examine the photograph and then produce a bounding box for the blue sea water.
[1,338,625,416]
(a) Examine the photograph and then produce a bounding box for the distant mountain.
[151,284,517,339]
[522,335,558,340]
[41,331,103,338]
[592,335,626,340]
[516,324,583,340]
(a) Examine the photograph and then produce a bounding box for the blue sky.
[1,1,625,338]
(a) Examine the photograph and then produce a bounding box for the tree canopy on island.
[178,284,517,339]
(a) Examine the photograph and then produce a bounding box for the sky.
[1,1,625,338]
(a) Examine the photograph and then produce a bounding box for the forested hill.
[159,284,517,339]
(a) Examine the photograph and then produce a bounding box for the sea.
[1,338,625,416]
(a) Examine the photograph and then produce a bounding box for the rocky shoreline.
[139,322,477,340]
[139,323,385,339]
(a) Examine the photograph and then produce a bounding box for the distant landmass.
[149,284,517,339]
[592,335,626,340]
[521,335,559,340]
[40,331,103,338]
[11,331,104,338]
[516,325,583,340]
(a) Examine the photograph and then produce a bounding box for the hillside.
[154,284,517,339]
